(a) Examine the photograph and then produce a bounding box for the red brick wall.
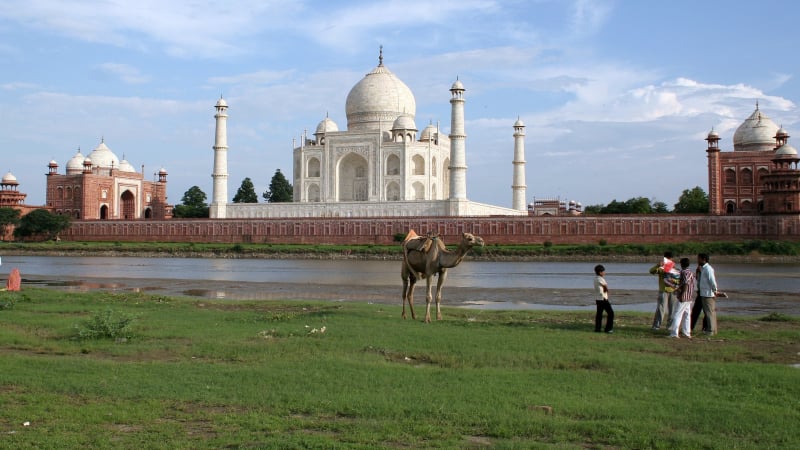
[61,214,800,245]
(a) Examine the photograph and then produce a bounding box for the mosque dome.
[733,106,780,151]
[315,117,339,134]
[158,167,168,175]
[215,97,228,108]
[420,123,437,142]
[514,118,525,128]
[66,149,85,174]
[87,140,120,169]
[118,158,136,173]
[707,128,719,139]
[2,171,17,184]
[451,79,465,91]
[776,127,789,138]
[775,144,798,157]
[345,61,416,132]
[392,113,416,131]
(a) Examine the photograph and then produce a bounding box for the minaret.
[448,78,468,207]
[512,118,527,211]
[210,96,229,218]
[706,128,722,215]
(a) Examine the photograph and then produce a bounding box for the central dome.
[345,62,416,132]
[733,105,779,151]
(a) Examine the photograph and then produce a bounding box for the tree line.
[583,187,709,214]
[173,169,293,218]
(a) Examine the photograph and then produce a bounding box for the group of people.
[592,252,720,337]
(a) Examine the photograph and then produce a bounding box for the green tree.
[263,169,293,203]
[0,207,21,240]
[13,209,70,241]
[232,177,259,203]
[653,201,670,213]
[674,186,709,213]
[172,186,209,218]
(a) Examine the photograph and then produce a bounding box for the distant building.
[45,139,171,219]
[0,171,26,208]
[528,197,583,216]
[706,104,800,214]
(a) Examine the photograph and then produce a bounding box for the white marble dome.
[87,140,120,169]
[775,144,798,157]
[2,171,17,184]
[733,106,779,151]
[66,149,85,174]
[514,118,525,128]
[315,117,339,134]
[420,123,437,141]
[118,158,137,172]
[392,113,416,131]
[345,63,416,132]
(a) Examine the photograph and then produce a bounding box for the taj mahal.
[209,50,529,219]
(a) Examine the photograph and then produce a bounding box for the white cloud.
[95,63,151,84]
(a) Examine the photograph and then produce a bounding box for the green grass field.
[1,288,798,449]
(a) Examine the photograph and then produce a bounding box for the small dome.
[451,79,465,91]
[420,123,437,141]
[775,144,798,157]
[776,127,789,138]
[48,159,58,167]
[2,171,17,184]
[733,106,780,151]
[392,113,416,131]
[315,117,339,134]
[159,167,167,175]
[83,157,93,165]
[707,128,719,139]
[514,118,525,127]
[118,159,136,173]
[87,140,120,169]
[215,97,228,108]
[66,149,85,174]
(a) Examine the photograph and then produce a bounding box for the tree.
[0,207,21,240]
[263,169,293,203]
[13,208,70,241]
[674,186,709,213]
[232,177,259,203]
[172,186,209,218]
[652,201,670,214]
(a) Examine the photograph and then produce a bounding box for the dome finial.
[378,45,383,66]
[756,99,759,110]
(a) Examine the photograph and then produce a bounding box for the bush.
[393,233,407,242]
[74,309,136,341]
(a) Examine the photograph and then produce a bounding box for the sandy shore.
[21,274,799,317]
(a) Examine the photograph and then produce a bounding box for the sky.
[1,0,798,210]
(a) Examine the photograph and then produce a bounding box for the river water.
[1,256,798,293]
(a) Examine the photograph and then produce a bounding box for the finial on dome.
[378,45,383,66]
[101,136,104,143]
[756,99,759,110]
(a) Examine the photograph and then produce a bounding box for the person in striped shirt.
[669,258,697,338]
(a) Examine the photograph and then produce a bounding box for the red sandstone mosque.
[43,139,171,220]
[706,103,800,215]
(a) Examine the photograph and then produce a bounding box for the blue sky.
[1,0,798,209]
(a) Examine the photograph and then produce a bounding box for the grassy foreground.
[0,289,798,449]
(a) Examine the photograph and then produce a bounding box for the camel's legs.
[434,269,448,321]
[405,276,417,320]
[424,275,435,323]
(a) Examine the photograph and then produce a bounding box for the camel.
[401,231,485,322]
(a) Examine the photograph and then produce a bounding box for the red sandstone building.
[706,104,800,215]
[45,140,171,220]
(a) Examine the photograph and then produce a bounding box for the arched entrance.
[121,190,135,219]
[100,204,108,220]
[337,153,368,201]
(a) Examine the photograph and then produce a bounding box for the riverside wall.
[60,214,800,245]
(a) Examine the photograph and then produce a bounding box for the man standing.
[669,258,696,338]
[697,253,718,335]
[650,251,677,330]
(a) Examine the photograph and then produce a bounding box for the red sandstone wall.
[60,214,800,245]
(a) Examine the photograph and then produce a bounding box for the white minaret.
[210,96,229,219]
[448,78,467,205]
[512,118,527,211]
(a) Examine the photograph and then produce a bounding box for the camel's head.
[462,232,485,248]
